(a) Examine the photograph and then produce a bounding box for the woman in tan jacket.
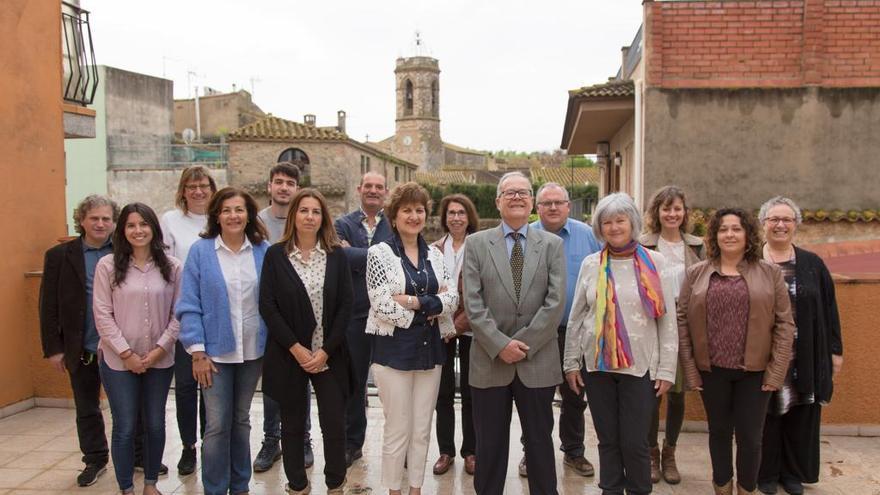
[639,185,705,485]
[678,208,794,495]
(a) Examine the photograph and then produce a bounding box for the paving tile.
[0,468,41,489]
[17,468,79,490]
[4,450,70,470]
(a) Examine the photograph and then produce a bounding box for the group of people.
[38,164,842,495]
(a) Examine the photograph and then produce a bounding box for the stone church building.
[226,53,489,214]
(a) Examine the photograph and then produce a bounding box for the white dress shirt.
[186,236,260,363]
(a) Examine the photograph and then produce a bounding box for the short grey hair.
[535,182,569,202]
[496,171,531,198]
[758,196,802,225]
[73,194,120,236]
[591,192,642,243]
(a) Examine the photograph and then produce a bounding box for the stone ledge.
[673,420,879,437]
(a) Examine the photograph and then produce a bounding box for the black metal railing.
[61,1,98,105]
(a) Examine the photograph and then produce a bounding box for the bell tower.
[391,40,443,171]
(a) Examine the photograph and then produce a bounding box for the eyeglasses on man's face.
[764,217,796,225]
[537,200,569,209]
[500,189,532,200]
[185,183,213,192]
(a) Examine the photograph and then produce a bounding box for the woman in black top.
[259,189,353,495]
[757,196,843,495]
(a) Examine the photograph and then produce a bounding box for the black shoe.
[781,477,804,495]
[133,458,169,475]
[76,463,107,487]
[177,445,197,475]
[758,480,778,494]
[253,439,282,472]
[345,447,363,468]
[304,438,314,469]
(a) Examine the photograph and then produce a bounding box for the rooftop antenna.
[249,76,262,97]
[412,30,430,57]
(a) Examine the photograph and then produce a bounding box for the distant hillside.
[491,150,594,169]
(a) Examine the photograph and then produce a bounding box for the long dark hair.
[278,188,341,255]
[705,207,763,263]
[201,187,268,244]
[112,203,173,287]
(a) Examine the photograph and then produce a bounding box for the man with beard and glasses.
[334,171,393,467]
[253,162,315,472]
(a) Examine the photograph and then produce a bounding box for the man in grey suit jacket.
[463,171,566,495]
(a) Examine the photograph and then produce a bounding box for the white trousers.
[371,363,443,490]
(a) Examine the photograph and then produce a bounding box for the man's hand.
[339,239,351,248]
[654,379,673,397]
[498,339,529,364]
[761,384,778,392]
[565,370,584,394]
[47,353,66,373]
[832,354,843,379]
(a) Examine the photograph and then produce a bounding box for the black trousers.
[649,389,685,448]
[584,371,654,495]
[556,327,588,457]
[69,357,109,466]
[280,370,347,490]
[759,402,822,484]
[700,367,770,492]
[472,375,557,495]
[435,335,475,457]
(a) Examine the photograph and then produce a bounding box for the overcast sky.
[86,1,643,152]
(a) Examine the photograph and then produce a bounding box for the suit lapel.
[519,228,543,297]
[67,238,87,288]
[488,226,518,305]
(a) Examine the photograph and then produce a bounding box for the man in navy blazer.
[334,171,393,466]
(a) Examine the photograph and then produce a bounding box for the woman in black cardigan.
[259,188,353,495]
[757,196,843,495]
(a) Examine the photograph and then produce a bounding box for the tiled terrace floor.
[0,395,878,494]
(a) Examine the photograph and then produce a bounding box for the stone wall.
[104,67,173,168]
[642,86,880,211]
[444,147,487,169]
[174,91,264,138]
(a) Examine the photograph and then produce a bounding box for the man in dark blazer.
[463,172,566,495]
[334,171,393,466]
[39,195,118,487]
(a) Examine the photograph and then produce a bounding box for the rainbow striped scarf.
[594,241,666,370]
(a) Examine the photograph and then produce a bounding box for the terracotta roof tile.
[530,167,599,185]
[568,80,635,99]
[228,115,346,141]
[414,171,474,185]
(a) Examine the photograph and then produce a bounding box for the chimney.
[304,114,316,126]
[621,46,630,79]
[232,83,237,92]
[337,110,346,134]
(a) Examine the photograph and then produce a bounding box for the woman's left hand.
[141,347,166,369]
[832,354,843,379]
[302,349,329,374]
[654,379,673,397]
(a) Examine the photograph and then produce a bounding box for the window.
[394,166,400,181]
[431,80,439,117]
[278,148,309,165]
[404,79,413,116]
[360,155,370,175]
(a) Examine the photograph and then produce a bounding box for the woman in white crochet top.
[365,182,458,495]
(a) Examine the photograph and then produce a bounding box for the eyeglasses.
[447,211,468,217]
[537,200,569,209]
[500,189,532,199]
[185,184,213,192]
[765,217,796,225]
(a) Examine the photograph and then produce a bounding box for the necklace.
[393,239,428,295]
[765,245,794,264]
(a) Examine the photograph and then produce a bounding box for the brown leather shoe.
[432,454,454,475]
[464,455,476,475]
[661,439,681,484]
[650,445,661,483]
[563,455,595,477]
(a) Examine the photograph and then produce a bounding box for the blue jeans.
[201,358,263,495]
[99,359,173,492]
[345,316,372,451]
[263,384,311,443]
[174,340,206,447]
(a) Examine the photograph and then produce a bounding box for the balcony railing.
[107,143,229,170]
[61,1,98,105]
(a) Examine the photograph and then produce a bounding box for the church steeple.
[391,34,443,171]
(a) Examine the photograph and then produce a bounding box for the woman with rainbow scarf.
[563,192,679,495]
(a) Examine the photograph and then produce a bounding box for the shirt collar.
[82,238,112,252]
[359,208,384,222]
[501,221,528,238]
[214,235,253,253]
[288,243,326,259]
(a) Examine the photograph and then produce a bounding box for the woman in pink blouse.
[93,203,182,495]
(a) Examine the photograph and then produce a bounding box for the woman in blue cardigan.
[176,187,270,495]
